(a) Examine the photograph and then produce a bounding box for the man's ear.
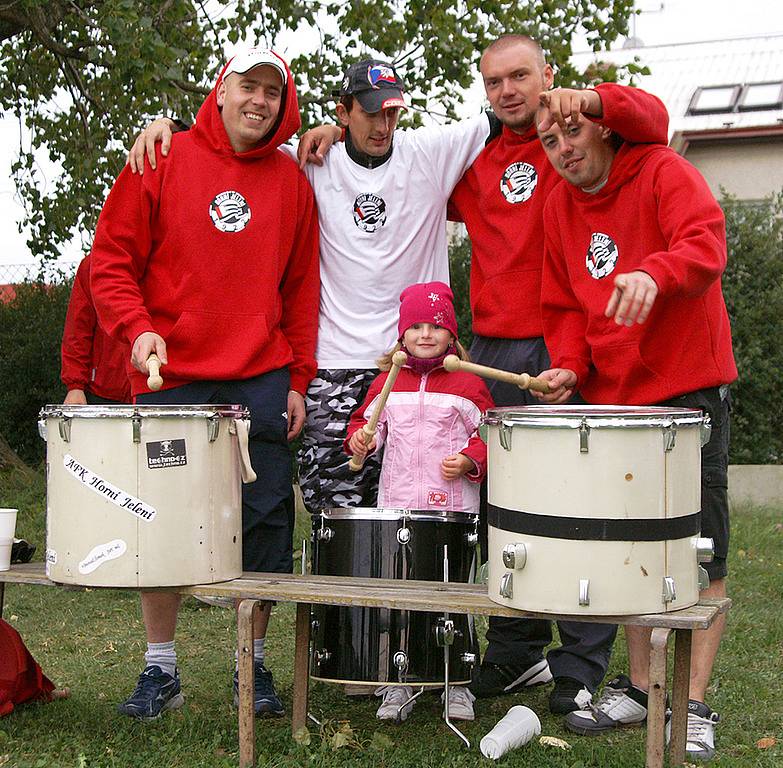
[600,125,614,141]
[335,103,350,127]
[542,64,554,90]
[216,80,226,108]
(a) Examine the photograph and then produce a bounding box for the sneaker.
[117,665,184,720]
[666,699,720,761]
[565,674,648,735]
[375,685,415,722]
[442,685,476,721]
[232,661,284,717]
[468,658,552,698]
[549,676,593,714]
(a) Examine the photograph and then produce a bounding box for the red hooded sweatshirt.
[91,53,320,396]
[448,84,669,340]
[541,143,737,404]
[61,255,131,402]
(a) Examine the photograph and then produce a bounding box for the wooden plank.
[669,628,693,765]
[291,603,311,738]
[646,627,671,768]
[238,600,258,768]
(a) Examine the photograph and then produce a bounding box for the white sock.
[145,641,177,677]
[234,638,265,671]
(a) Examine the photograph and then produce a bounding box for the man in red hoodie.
[91,48,320,720]
[533,98,736,762]
[61,254,130,405]
[449,34,670,717]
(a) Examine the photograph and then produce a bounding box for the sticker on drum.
[146,439,187,469]
[63,454,157,522]
[79,539,127,574]
[46,549,57,565]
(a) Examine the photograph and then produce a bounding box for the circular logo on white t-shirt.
[500,162,538,203]
[586,232,619,279]
[209,191,251,233]
[353,193,387,232]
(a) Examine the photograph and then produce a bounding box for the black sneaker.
[233,661,284,717]
[565,674,648,735]
[468,658,552,698]
[549,676,593,714]
[117,665,184,720]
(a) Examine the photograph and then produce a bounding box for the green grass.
[1,468,782,767]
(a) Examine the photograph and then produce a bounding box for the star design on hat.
[428,292,441,302]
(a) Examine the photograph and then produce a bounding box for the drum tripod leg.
[238,599,259,768]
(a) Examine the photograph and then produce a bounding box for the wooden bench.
[0,564,730,768]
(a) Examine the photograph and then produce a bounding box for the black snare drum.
[310,508,479,686]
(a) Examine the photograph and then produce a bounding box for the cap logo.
[586,232,618,279]
[368,64,397,88]
[209,190,252,233]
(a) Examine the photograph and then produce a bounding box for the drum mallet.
[348,350,407,472]
[443,355,551,394]
[146,354,164,392]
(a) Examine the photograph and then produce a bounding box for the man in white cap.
[91,48,320,720]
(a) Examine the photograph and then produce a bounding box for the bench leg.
[238,599,260,768]
[669,629,693,765]
[645,627,671,768]
[291,602,311,737]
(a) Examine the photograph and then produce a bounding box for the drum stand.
[436,544,470,748]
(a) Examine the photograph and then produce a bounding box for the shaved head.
[481,35,546,70]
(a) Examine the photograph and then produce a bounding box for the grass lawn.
[0,464,781,767]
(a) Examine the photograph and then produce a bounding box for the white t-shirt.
[284,114,489,369]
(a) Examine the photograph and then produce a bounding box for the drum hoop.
[321,507,478,524]
[39,404,250,419]
[482,405,704,429]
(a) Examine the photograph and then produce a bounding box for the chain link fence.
[0,262,78,303]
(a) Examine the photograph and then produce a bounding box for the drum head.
[320,507,478,525]
[39,403,250,419]
[482,404,704,429]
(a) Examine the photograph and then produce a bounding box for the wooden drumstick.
[348,350,407,472]
[443,354,551,394]
[146,354,163,391]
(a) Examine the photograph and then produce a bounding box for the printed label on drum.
[78,539,127,574]
[45,549,57,566]
[146,439,187,469]
[63,454,157,522]
[427,490,449,507]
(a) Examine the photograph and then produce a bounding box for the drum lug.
[696,537,714,563]
[316,526,334,543]
[498,572,514,599]
[393,651,409,672]
[465,532,478,547]
[132,414,141,443]
[460,652,477,666]
[498,422,513,451]
[38,418,48,441]
[310,618,320,634]
[579,578,590,606]
[312,649,331,666]
[662,576,677,604]
[662,422,677,452]
[58,416,72,443]
[501,542,527,570]
[579,418,590,453]
[698,565,710,591]
[207,415,220,443]
[397,526,411,545]
[435,618,456,647]
[700,415,712,447]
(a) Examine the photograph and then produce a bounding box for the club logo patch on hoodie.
[586,232,619,279]
[209,191,252,233]
[353,193,387,232]
[500,162,538,203]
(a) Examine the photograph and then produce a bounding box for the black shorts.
[137,370,294,574]
[659,386,731,580]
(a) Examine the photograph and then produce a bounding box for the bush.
[0,280,71,465]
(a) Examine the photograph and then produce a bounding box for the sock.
[234,638,265,671]
[145,641,177,677]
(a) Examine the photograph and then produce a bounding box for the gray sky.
[1,0,781,273]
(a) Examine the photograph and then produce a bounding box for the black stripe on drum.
[488,504,701,542]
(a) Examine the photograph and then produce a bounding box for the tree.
[1,0,635,262]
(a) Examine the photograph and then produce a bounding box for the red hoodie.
[61,255,131,402]
[91,54,320,396]
[448,84,669,339]
[541,143,737,404]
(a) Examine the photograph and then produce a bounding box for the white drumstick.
[146,354,163,391]
[348,350,407,472]
[443,354,551,394]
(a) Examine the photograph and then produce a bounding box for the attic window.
[738,82,783,111]
[687,85,741,115]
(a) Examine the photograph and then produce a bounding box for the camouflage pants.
[297,368,382,514]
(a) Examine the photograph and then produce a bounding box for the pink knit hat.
[397,281,458,340]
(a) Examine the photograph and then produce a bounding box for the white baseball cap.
[223,47,287,85]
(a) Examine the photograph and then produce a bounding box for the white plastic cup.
[0,508,17,541]
[0,538,12,571]
[480,705,542,760]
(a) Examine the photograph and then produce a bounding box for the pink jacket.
[345,366,494,513]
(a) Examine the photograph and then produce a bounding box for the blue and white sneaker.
[233,661,284,717]
[117,665,184,720]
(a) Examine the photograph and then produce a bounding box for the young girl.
[345,281,494,722]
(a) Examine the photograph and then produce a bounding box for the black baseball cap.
[334,59,407,112]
